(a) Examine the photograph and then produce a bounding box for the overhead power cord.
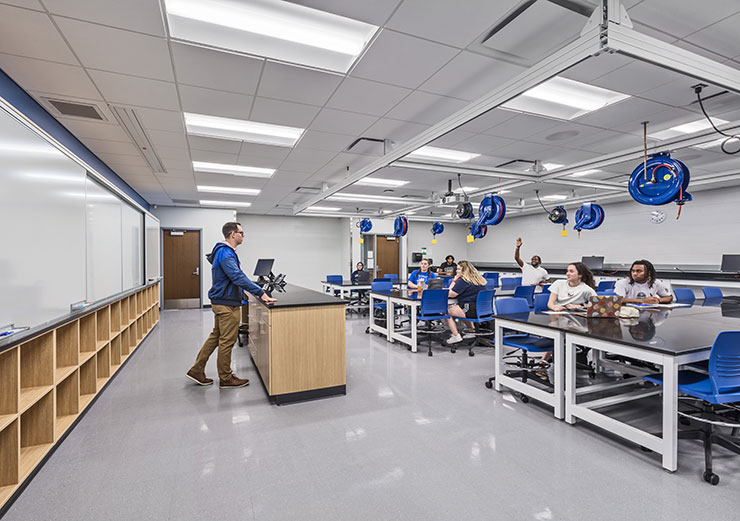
[457,173,467,198]
[535,190,550,214]
[695,85,740,155]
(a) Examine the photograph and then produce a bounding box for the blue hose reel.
[478,194,506,226]
[393,215,408,237]
[628,152,692,216]
[470,220,488,239]
[431,221,444,243]
[359,218,372,233]
[573,202,605,234]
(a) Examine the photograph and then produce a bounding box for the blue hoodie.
[206,243,264,306]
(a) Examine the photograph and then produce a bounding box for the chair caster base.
[484,380,493,389]
[640,446,652,453]
[468,350,475,357]
[428,351,433,357]
[407,346,412,351]
[365,327,370,334]
[450,347,456,354]
[520,394,529,403]
[703,471,719,485]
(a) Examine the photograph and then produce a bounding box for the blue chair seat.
[644,371,740,405]
[502,333,553,353]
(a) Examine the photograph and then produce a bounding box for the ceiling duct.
[345,137,390,156]
[294,186,321,194]
[42,97,105,120]
[109,105,167,174]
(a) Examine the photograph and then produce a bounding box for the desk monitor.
[721,254,740,272]
[254,258,274,277]
[581,256,604,270]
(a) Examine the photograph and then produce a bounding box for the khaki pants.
[190,304,241,380]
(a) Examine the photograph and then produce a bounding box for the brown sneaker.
[219,374,249,388]
[186,370,213,386]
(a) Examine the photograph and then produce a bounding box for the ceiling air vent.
[46,98,105,120]
[497,159,536,170]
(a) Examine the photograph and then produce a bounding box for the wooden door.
[162,229,201,309]
[376,235,399,277]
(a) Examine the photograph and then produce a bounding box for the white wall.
[467,186,740,268]
[236,213,350,292]
[407,221,470,267]
[153,206,236,301]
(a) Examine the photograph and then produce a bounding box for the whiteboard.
[122,203,143,290]
[145,213,160,280]
[86,177,123,302]
[0,107,86,327]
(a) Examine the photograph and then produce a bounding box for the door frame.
[161,227,203,309]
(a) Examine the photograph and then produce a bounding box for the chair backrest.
[326,275,342,284]
[500,277,519,290]
[419,289,449,318]
[673,287,696,303]
[371,280,392,292]
[475,289,496,319]
[374,277,391,282]
[709,331,740,395]
[485,279,498,290]
[386,273,399,283]
[427,278,444,289]
[495,297,531,315]
[597,280,615,291]
[513,285,536,307]
[597,289,616,296]
[483,272,499,286]
[534,293,550,312]
[442,276,454,288]
[356,271,371,284]
[541,284,551,294]
[702,286,723,299]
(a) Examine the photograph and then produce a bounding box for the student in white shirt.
[614,260,673,304]
[514,237,551,286]
[548,262,598,311]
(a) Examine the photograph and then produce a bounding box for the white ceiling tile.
[449,133,516,155]
[153,145,190,161]
[309,108,377,135]
[190,150,238,164]
[295,130,354,153]
[387,0,520,48]
[236,154,284,169]
[159,168,194,178]
[42,0,166,36]
[88,69,179,110]
[0,4,77,64]
[99,154,148,167]
[81,137,141,156]
[161,156,193,170]
[628,0,740,39]
[384,90,468,125]
[682,12,740,60]
[560,53,634,83]
[326,77,410,116]
[485,113,562,140]
[459,107,519,134]
[249,97,321,128]
[586,60,684,96]
[237,142,292,161]
[285,0,402,25]
[136,107,185,133]
[1,1,43,9]
[178,84,253,119]
[58,117,130,142]
[572,98,670,132]
[147,129,188,149]
[188,135,242,154]
[54,16,173,81]
[351,30,458,89]
[363,118,430,143]
[171,42,263,95]
[420,52,526,101]
[256,61,342,106]
[283,148,337,167]
[0,53,100,99]
[194,172,267,188]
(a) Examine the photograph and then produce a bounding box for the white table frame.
[389,295,419,352]
[494,318,565,419]
[367,292,392,341]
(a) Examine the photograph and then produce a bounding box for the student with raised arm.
[514,237,551,286]
[615,260,673,304]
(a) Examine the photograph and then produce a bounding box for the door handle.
[193,267,200,276]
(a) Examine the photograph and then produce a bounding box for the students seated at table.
[408,258,437,289]
[437,255,457,276]
[548,262,597,311]
[351,262,367,284]
[615,259,673,304]
[445,261,487,345]
[515,237,551,286]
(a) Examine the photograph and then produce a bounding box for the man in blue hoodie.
[187,222,276,388]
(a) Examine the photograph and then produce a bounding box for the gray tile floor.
[3,308,740,521]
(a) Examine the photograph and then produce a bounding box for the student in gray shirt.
[614,260,673,304]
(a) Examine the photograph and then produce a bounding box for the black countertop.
[255,283,348,309]
[494,300,740,355]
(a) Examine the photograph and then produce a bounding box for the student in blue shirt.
[446,260,488,344]
[408,258,437,289]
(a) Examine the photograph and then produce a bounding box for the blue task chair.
[365,280,393,335]
[597,280,616,293]
[513,285,536,308]
[644,332,740,485]
[464,290,496,357]
[534,293,550,312]
[326,275,342,296]
[500,277,521,291]
[674,287,696,304]
[386,273,399,285]
[484,298,554,394]
[416,289,451,357]
[598,289,617,296]
[541,284,551,295]
[441,276,454,289]
[702,287,723,300]
[483,272,499,287]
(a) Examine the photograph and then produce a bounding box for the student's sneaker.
[219,375,250,388]
[186,370,213,386]
[463,332,476,340]
[446,334,463,344]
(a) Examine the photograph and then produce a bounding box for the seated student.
[437,255,457,276]
[515,237,551,286]
[445,261,488,344]
[408,258,437,289]
[351,262,367,284]
[548,262,597,311]
[615,260,673,304]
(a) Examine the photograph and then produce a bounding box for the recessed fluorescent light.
[649,118,729,141]
[502,76,630,120]
[355,178,409,187]
[453,186,478,193]
[541,194,568,201]
[200,200,252,207]
[197,185,261,195]
[164,0,378,73]
[569,169,600,177]
[307,206,341,212]
[193,161,274,178]
[495,190,511,195]
[184,113,303,147]
[406,146,480,163]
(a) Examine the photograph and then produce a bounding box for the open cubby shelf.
[0,283,159,511]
